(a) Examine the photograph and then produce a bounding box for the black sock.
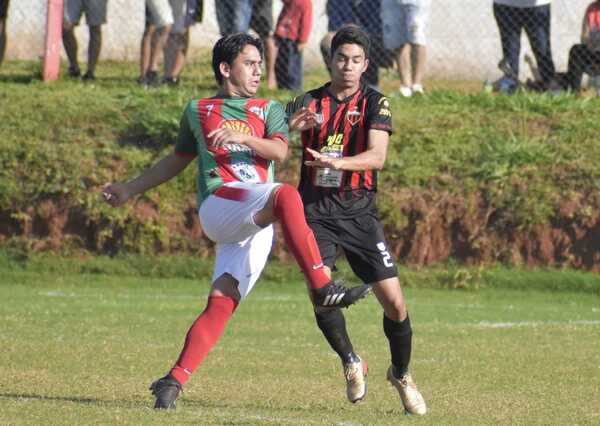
[315,308,355,363]
[383,314,412,378]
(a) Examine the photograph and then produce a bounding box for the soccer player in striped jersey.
[286,25,427,415]
[102,33,369,410]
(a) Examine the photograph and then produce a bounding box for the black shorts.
[308,213,398,284]
[0,0,9,20]
[251,0,273,38]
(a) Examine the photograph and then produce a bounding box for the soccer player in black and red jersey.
[286,24,427,415]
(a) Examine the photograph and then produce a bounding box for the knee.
[274,183,301,205]
[385,297,407,322]
[62,23,74,34]
[89,26,101,36]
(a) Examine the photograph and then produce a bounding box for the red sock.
[170,296,238,385]
[273,184,330,290]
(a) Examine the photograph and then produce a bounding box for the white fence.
[2,0,592,81]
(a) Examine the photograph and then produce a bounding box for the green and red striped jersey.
[175,96,289,204]
[286,83,393,219]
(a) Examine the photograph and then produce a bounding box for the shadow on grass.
[0,74,39,84]
[0,391,406,418]
[0,392,146,409]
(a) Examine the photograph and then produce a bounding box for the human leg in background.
[493,3,523,80]
[62,22,80,77]
[523,4,555,85]
[84,25,102,79]
[163,30,189,85]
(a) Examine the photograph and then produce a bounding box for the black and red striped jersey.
[286,83,393,219]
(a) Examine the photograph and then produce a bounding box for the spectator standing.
[62,0,109,80]
[273,0,312,91]
[216,0,277,89]
[0,0,8,67]
[381,0,430,97]
[320,0,386,88]
[139,0,174,86]
[162,0,203,85]
[564,0,600,93]
[493,0,556,91]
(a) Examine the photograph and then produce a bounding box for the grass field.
[1,253,599,425]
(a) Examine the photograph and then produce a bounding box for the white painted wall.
[3,0,592,80]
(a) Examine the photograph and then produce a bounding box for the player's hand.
[102,182,131,207]
[207,128,247,149]
[297,42,307,52]
[304,147,343,170]
[289,107,320,132]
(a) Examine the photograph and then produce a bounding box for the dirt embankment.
[2,190,600,270]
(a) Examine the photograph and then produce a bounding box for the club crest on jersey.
[221,119,254,135]
[346,108,361,126]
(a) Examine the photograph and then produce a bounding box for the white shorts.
[199,182,281,299]
[64,0,107,26]
[382,0,429,50]
[147,0,174,28]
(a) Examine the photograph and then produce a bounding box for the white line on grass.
[475,320,600,328]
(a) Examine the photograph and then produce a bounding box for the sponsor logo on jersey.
[221,119,254,135]
[378,97,391,117]
[206,104,215,117]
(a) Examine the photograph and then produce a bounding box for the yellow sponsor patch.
[222,119,253,135]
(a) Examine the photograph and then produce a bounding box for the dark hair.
[212,33,264,85]
[330,24,371,59]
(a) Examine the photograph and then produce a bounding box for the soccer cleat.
[312,281,371,308]
[149,374,182,410]
[386,366,427,415]
[343,355,368,403]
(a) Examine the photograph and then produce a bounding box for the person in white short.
[138,0,174,86]
[381,0,429,97]
[62,0,108,80]
[102,33,370,410]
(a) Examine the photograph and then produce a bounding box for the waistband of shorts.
[213,185,250,202]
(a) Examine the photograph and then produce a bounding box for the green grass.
[1,253,599,424]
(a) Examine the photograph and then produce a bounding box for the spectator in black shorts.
[320,0,391,88]
[216,0,277,89]
[0,0,9,66]
[286,25,427,416]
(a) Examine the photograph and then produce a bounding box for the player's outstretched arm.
[102,152,194,207]
[304,129,389,172]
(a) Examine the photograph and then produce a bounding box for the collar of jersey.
[323,82,365,104]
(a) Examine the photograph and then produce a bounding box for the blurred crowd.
[0,0,599,95]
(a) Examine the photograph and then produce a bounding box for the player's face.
[223,44,263,97]
[330,43,369,89]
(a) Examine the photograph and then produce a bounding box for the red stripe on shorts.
[213,186,249,202]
